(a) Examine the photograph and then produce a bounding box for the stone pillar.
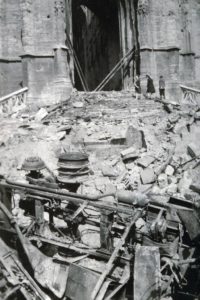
[20,53,55,109]
[53,46,72,102]
[19,0,72,108]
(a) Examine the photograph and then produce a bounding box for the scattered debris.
[1,90,200,299]
[35,108,48,121]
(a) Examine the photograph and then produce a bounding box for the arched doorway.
[72,0,122,91]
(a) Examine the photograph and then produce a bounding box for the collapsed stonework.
[0,89,200,299]
[1,0,200,106]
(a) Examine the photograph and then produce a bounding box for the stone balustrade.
[0,87,28,115]
[180,85,200,104]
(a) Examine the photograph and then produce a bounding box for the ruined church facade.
[0,0,200,106]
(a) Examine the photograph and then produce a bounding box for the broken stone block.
[56,131,66,140]
[110,137,126,145]
[35,108,48,121]
[110,127,127,145]
[168,176,178,185]
[137,155,155,168]
[126,126,146,149]
[165,165,174,176]
[158,173,168,189]
[166,183,178,195]
[140,168,156,184]
[151,185,163,194]
[95,176,111,192]
[125,162,136,170]
[73,101,84,108]
[101,164,118,177]
[121,147,139,161]
[187,143,200,158]
[121,146,137,157]
[178,171,193,196]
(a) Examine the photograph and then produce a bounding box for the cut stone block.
[137,155,155,168]
[140,168,156,184]
[121,146,137,157]
[35,108,48,121]
[126,126,146,149]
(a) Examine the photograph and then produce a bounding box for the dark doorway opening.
[72,0,122,91]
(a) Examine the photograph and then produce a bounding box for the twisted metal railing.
[0,87,28,115]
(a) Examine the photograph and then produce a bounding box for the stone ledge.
[140,46,180,52]
[0,57,22,62]
[20,52,55,58]
[180,52,195,56]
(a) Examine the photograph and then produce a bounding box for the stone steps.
[72,91,166,124]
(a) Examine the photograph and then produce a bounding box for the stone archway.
[71,0,122,91]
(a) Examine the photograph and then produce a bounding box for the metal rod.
[66,32,89,91]
[94,48,134,91]
[6,179,98,200]
[2,285,21,300]
[91,209,142,300]
[0,201,32,267]
[94,48,135,91]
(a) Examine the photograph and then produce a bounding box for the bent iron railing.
[0,87,28,115]
[180,85,200,104]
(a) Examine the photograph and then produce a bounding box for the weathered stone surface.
[187,143,200,158]
[1,0,200,102]
[134,246,161,300]
[137,155,155,168]
[121,146,138,158]
[158,173,168,189]
[101,164,118,177]
[35,108,48,121]
[140,168,156,184]
[138,0,200,99]
[126,126,146,149]
[0,0,72,106]
[165,165,175,176]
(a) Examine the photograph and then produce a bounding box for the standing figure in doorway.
[159,75,165,100]
[146,75,155,99]
[134,75,141,100]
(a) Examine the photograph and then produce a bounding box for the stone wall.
[0,0,72,108]
[0,0,23,96]
[1,0,200,102]
[137,0,200,99]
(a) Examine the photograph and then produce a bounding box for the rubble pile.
[1,90,200,299]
